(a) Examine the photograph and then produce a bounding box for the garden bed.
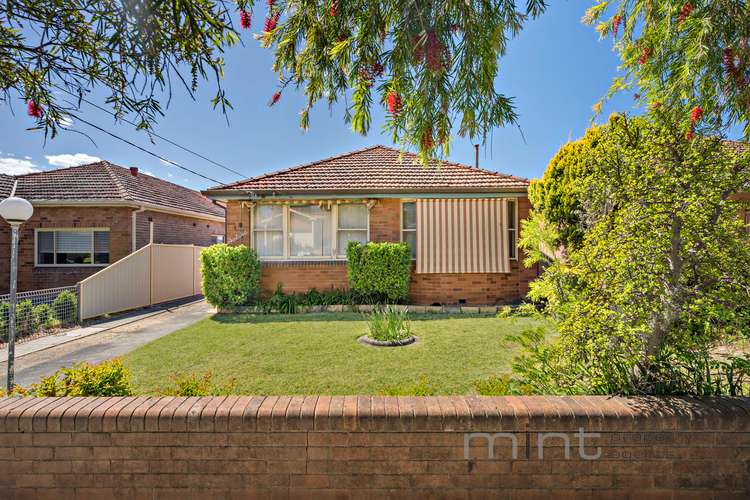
[218,303,505,315]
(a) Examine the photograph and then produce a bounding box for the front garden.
[122,312,555,395]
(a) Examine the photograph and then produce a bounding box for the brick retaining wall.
[0,396,748,498]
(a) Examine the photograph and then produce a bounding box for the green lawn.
[122,313,555,395]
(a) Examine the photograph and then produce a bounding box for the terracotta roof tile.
[5,162,223,218]
[0,174,14,199]
[207,145,529,195]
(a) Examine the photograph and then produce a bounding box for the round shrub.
[33,359,132,397]
[346,242,411,302]
[52,290,78,323]
[15,299,37,335]
[200,244,261,308]
[33,303,57,329]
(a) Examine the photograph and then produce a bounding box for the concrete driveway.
[0,299,214,388]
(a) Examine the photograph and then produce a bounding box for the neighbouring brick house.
[204,145,539,305]
[0,162,225,293]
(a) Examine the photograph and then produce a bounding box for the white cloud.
[59,116,74,128]
[23,156,32,160]
[167,172,174,178]
[159,158,174,166]
[0,157,40,175]
[141,170,156,177]
[45,153,101,168]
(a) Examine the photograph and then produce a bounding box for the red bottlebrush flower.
[420,127,434,150]
[638,47,652,65]
[686,129,695,140]
[329,0,338,17]
[371,63,384,78]
[269,91,282,106]
[689,105,703,124]
[723,47,738,75]
[264,11,280,32]
[267,0,275,7]
[386,91,402,115]
[612,15,622,38]
[26,100,43,118]
[425,31,446,72]
[239,10,252,30]
[677,2,693,23]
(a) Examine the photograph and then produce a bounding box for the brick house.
[0,162,225,293]
[204,145,539,305]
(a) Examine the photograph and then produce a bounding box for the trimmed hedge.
[346,241,411,302]
[200,244,261,308]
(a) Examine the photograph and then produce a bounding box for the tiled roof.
[206,145,529,195]
[0,174,14,199]
[722,139,750,155]
[4,162,223,218]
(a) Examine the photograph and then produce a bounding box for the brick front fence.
[0,396,748,498]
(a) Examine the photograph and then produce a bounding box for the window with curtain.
[401,202,417,259]
[289,205,332,257]
[507,199,517,260]
[253,205,283,257]
[36,229,110,266]
[337,204,368,256]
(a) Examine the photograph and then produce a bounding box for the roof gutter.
[203,190,528,202]
[28,199,225,223]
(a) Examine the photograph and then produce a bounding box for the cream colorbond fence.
[79,243,205,320]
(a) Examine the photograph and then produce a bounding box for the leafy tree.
[513,114,750,395]
[1,0,242,137]
[585,1,750,137]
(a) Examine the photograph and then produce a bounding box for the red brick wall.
[134,210,224,249]
[227,197,538,304]
[0,206,224,294]
[0,395,747,498]
[0,206,133,293]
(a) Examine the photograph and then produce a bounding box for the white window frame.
[34,228,111,267]
[400,200,417,260]
[507,199,518,260]
[251,203,370,261]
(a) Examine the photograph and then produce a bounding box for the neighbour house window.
[401,202,417,259]
[253,205,283,257]
[253,203,369,259]
[337,204,368,256]
[507,199,518,260]
[210,235,224,245]
[36,229,110,266]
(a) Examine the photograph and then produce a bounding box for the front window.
[253,202,369,259]
[36,229,110,266]
[402,202,417,259]
[507,199,517,260]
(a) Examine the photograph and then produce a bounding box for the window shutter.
[415,198,509,274]
[56,232,92,253]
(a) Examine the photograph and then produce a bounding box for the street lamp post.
[0,197,34,393]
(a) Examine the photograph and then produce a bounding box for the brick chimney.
[130,167,139,177]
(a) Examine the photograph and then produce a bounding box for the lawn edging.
[218,303,504,315]
[0,395,747,497]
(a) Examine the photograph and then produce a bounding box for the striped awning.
[416,198,510,274]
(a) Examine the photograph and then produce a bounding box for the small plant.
[474,374,513,395]
[367,306,412,342]
[52,290,78,323]
[0,302,8,336]
[32,359,132,396]
[33,304,58,329]
[163,372,236,396]
[379,376,435,396]
[496,302,539,318]
[200,244,261,308]
[15,299,37,335]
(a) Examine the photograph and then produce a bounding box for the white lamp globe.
[0,197,34,225]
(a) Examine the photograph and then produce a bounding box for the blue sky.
[0,2,640,191]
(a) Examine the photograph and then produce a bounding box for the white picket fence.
[79,243,205,320]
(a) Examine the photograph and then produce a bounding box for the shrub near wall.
[346,242,411,302]
[200,244,261,308]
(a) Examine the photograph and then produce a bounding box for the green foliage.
[510,114,750,395]
[259,284,298,314]
[296,287,378,307]
[367,306,412,342]
[200,244,261,308]
[0,302,8,335]
[32,359,132,397]
[378,376,435,396]
[256,0,547,160]
[163,372,236,396]
[52,290,78,323]
[473,374,513,396]
[496,303,538,318]
[585,1,750,138]
[33,304,57,329]
[1,0,241,139]
[15,300,36,335]
[346,242,411,302]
